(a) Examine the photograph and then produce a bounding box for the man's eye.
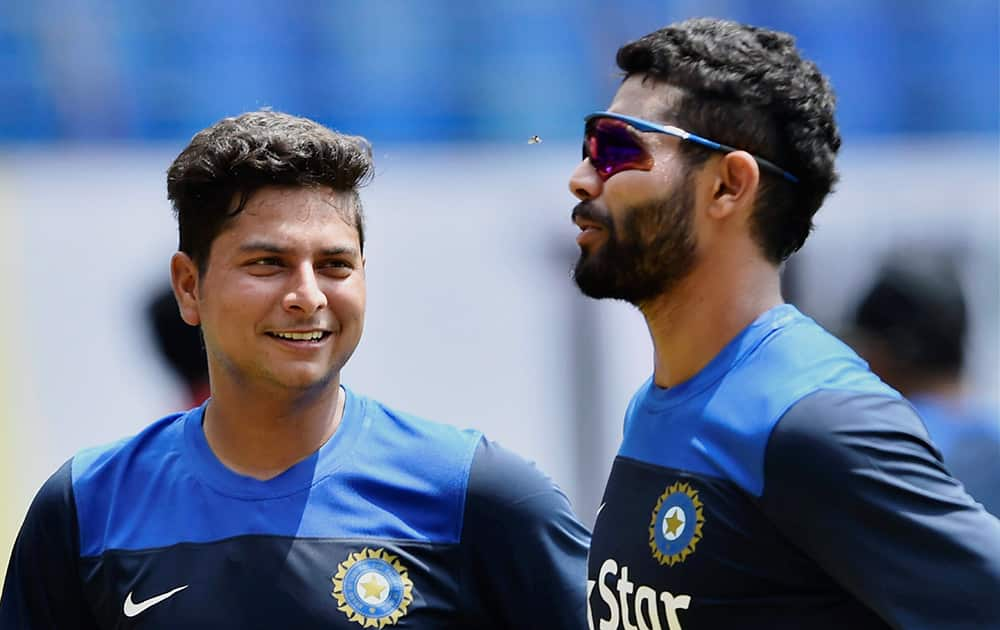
[246,258,282,273]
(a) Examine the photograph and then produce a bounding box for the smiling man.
[568,18,1000,630]
[1,112,590,629]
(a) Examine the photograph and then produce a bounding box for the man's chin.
[266,365,339,394]
[573,259,662,305]
[573,258,620,301]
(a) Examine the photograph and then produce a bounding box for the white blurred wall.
[1,138,997,572]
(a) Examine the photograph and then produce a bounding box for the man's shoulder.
[350,393,577,531]
[17,410,192,559]
[353,390,484,461]
[736,311,899,405]
[463,439,563,508]
[71,410,190,488]
[714,311,904,442]
[345,390,485,527]
[726,318,908,492]
[779,388,925,434]
[622,310,904,497]
[761,388,949,517]
[767,389,932,470]
[461,438,589,566]
[22,458,78,526]
[353,392,581,537]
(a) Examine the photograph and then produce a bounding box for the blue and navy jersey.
[2,387,590,629]
[587,305,1000,630]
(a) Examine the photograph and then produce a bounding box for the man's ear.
[708,151,760,219]
[170,252,201,326]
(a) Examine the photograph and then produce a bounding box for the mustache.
[571,201,611,226]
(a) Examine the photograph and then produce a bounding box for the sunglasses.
[583,111,799,184]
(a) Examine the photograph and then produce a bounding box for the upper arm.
[460,438,591,629]
[760,390,1000,629]
[0,459,98,629]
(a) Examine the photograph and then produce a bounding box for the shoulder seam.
[455,433,484,544]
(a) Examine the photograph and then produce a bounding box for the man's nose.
[283,264,328,314]
[569,158,603,201]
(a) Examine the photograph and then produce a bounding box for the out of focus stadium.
[1,0,997,574]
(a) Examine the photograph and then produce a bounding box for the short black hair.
[167,110,374,271]
[617,18,841,262]
[853,257,967,374]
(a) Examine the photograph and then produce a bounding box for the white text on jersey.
[587,558,690,630]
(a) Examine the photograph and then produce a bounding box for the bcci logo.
[648,481,705,566]
[332,548,413,628]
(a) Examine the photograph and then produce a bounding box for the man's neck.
[201,378,345,480]
[640,258,783,389]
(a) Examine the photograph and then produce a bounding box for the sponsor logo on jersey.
[649,481,704,566]
[332,548,413,628]
[122,584,188,618]
[587,558,691,630]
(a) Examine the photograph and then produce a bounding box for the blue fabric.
[618,304,899,497]
[910,395,1000,515]
[5,387,590,628]
[589,305,1000,628]
[72,387,482,557]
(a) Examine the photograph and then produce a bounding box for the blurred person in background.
[1,111,589,629]
[849,253,1000,515]
[147,286,210,408]
[567,17,1000,629]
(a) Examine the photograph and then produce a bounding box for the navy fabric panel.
[587,456,890,629]
[460,439,591,629]
[75,537,468,628]
[71,387,481,556]
[0,459,100,629]
[618,305,899,497]
[761,390,1000,629]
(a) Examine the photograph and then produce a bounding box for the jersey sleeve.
[759,390,1000,629]
[0,459,99,629]
[459,438,591,629]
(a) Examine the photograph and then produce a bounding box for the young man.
[567,18,1000,630]
[2,112,590,628]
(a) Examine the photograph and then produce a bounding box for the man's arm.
[459,438,591,629]
[0,459,98,629]
[760,390,1000,629]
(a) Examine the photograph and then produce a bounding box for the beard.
[572,176,697,306]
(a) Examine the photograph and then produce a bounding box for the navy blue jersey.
[587,305,1000,630]
[2,387,590,629]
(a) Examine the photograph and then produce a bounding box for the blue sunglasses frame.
[585,111,799,184]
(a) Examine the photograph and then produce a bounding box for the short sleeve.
[459,438,591,629]
[0,459,98,629]
[760,390,1000,629]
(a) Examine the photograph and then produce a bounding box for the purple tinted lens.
[584,118,653,179]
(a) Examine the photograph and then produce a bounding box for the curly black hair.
[617,18,841,262]
[167,111,374,271]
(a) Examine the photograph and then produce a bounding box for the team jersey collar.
[182,385,368,499]
[641,304,803,409]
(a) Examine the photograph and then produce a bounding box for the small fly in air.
[528,135,542,144]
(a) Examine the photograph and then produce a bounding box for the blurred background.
[2,0,998,573]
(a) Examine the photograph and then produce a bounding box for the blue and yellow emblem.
[332,547,414,628]
[649,481,705,566]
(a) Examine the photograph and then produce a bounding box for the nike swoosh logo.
[123,585,189,617]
